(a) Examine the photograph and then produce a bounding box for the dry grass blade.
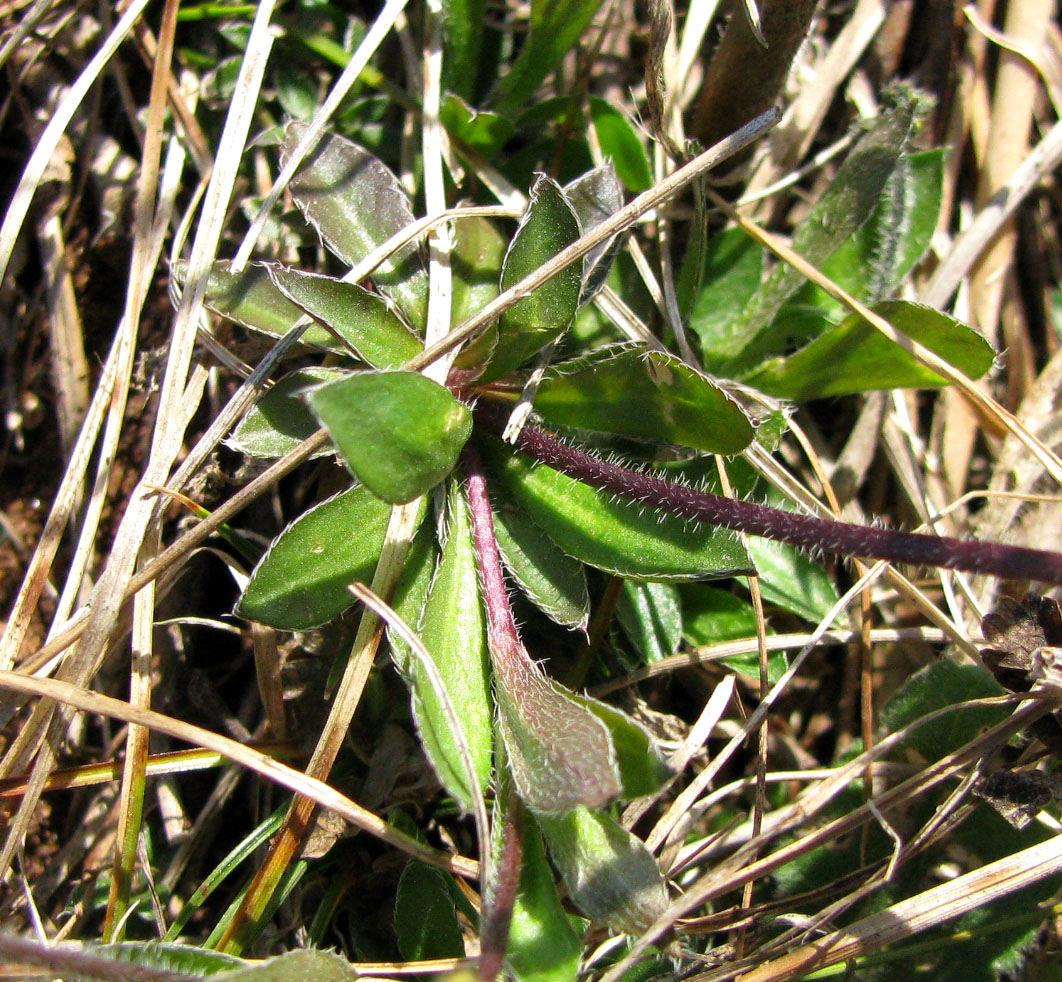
[0,669,478,879]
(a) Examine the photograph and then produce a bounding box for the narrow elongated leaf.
[706,88,924,372]
[482,437,754,581]
[175,259,342,351]
[283,123,428,327]
[229,367,344,459]
[267,265,423,369]
[743,300,996,399]
[307,372,472,504]
[440,0,487,101]
[410,485,493,805]
[506,808,581,982]
[394,861,465,961]
[492,0,608,115]
[236,486,392,630]
[537,807,668,933]
[533,343,754,454]
[479,176,582,382]
[493,500,589,630]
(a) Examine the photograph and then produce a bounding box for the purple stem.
[475,404,1062,586]
[478,791,525,982]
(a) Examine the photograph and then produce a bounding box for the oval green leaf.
[537,807,668,934]
[229,367,344,459]
[533,343,755,454]
[481,436,754,580]
[236,486,392,630]
[267,266,423,369]
[283,122,428,327]
[394,861,465,961]
[307,372,472,504]
[176,259,343,351]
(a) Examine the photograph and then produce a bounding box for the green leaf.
[569,692,672,799]
[588,98,652,192]
[616,581,682,664]
[493,650,621,813]
[408,484,493,805]
[213,948,359,982]
[236,486,392,630]
[491,0,608,115]
[533,343,755,454]
[746,535,839,625]
[482,436,754,581]
[441,93,513,155]
[451,214,507,330]
[706,88,924,372]
[506,809,581,982]
[743,300,997,399]
[96,942,245,976]
[492,499,590,630]
[440,0,487,101]
[679,584,787,682]
[881,659,1009,762]
[802,148,945,316]
[687,228,764,356]
[229,368,344,459]
[176,260,343,352]
[307,372,472,504]
[564,163,624,305]
[283,122,428,327]
[394,861,465,961]
[537,807,668,933]
[267,266,423,369]
[479,175,582,382]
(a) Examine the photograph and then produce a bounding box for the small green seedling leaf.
[743,300,997,399]
[174,259,342,351]
[236,486,392,630]
[533,343,755,454]
[283,122,428,327]
[267,265,423,369]
[479,175,582,382]
[409,484,493,805]
[394,861,465,961]
[229,367,344,459]
[505,807,581,982]
[452,214,507,331]
[482,437,754,581]
[492,500,590,631]
[588,98,652,192]
[307,372,472,504]
[537,807,668,934]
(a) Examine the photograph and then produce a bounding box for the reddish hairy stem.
[475,405,1062,586]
